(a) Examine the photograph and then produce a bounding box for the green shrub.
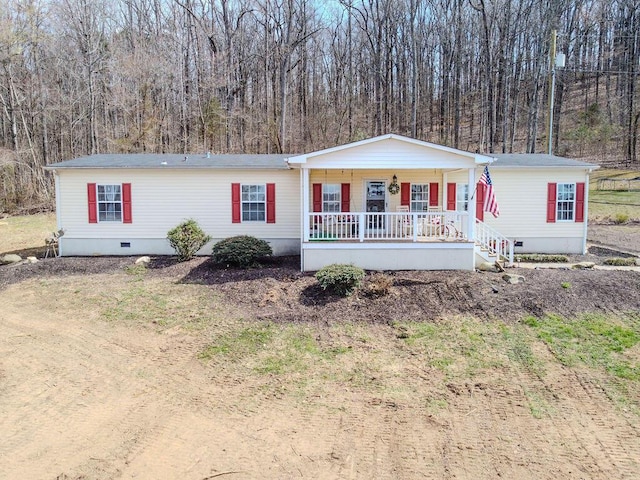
[515,254,569,263]
[315,264,365,296]
[167,219,212,261]
[613,213,629,224]
[212,235,273,267]
[603,257,637,266]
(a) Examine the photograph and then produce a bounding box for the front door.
[365,180,386,230]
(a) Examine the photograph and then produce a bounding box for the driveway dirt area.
[1,254,639,480]
[588,223,640,254]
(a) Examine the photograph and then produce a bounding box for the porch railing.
[307,211,469,242]
[475,219,514,265]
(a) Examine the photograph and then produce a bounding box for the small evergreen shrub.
[212,235,273,267]
[603,257,637,266]
[515,254,569,263]
[167,219,212,261]
[315,264,366,296]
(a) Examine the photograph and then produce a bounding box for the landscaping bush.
[515,254,569,263]
[167,219,212,261]
[212,235,273,267]
[315,264,366,296]
[613,213,630,224]
[603,257,637,266]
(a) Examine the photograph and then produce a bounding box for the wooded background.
[0,0,639,211]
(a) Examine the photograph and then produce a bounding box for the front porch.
[301,212,514,271]
[286,134,511,271]
[307,211,470,242]
[302,211,476,271]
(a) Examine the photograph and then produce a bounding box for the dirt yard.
[1,253,639,480]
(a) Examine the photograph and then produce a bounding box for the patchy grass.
[589,190,640,222]
[395,319,509,379]
[0,213,56,255]
[524,313,640,381]
[99,278,224,330]
[200,323,352,377]
[589,169,640,222]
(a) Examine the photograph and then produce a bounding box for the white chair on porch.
[396,206,411,237]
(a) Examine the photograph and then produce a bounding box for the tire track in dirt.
[549,369,640,479]
[309,394,448,480]
[0,283,215,479]
[443,376,622,480]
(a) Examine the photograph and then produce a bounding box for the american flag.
[479,166,500,218]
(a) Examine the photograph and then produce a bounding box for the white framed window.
[411,184,429,212]
[97,184,122,222]
[456,183,469,211]
[556,183,575,221]
[241,184,266,221]
[323,184,341,212]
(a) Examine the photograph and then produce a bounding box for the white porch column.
[467,167,476,240]
[443,172,448,209]
[302,167,310,242]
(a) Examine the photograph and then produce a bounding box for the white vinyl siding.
[309,169,441,214]
[241,184,266,221]
[57,169,300,244]
[556,183,575,221]
[322,184,341,212]
[455,168,587,240]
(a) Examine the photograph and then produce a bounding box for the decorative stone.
[572,262,595,269]
[478,262,498,272]
[0,254,22,265]
[26,256,39,264]
[135,256,151,265]
[635,258,640,266]
[502,273,525,284]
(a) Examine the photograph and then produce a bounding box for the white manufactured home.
[45,134,597,271]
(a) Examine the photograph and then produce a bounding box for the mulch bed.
[2,255,639,323]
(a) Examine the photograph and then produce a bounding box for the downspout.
[583,169,591,255]
[301,167,310,272]
[53,170,62,256]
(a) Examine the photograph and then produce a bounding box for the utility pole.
[547,29,557,155]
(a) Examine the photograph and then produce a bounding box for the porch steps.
[474,220,514,267]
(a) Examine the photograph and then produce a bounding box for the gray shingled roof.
[45,153,293,170]
[45,151,597,171]
[490,153,597,169]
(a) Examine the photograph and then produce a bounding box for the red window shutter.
[312,183,322,212]
[447,183,456,210]
[575,182,585,222]
[400,183,410,207]
[476,182,485,221]
[87,183,97,223]
[547,183,557,223]
[341,183,350,212]
[231,183,241,223]
[429,183,439,207]
[266,183,276,223]
[122,183,132,223]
